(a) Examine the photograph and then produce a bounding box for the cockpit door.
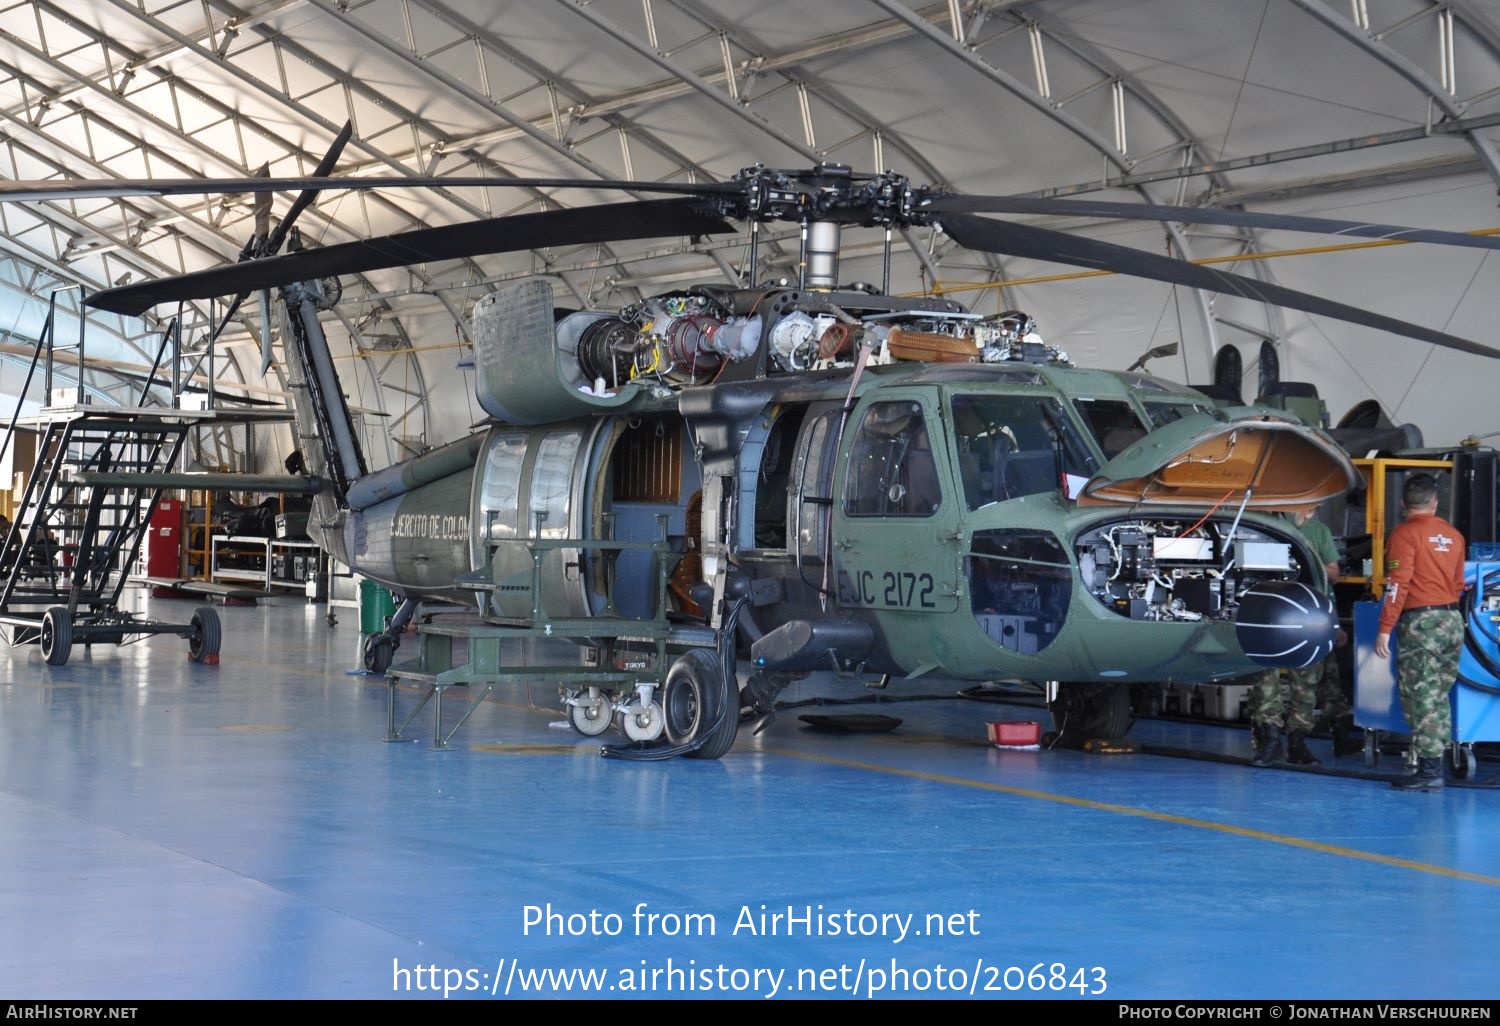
[829,391,961,615]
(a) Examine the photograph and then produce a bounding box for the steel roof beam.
[870,0,1222,374]
[1287,0,1500,188]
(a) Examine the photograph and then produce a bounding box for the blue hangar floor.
[1,590,1497,1003]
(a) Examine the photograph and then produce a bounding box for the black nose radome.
[1234,581,1337,669]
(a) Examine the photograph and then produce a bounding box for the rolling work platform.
[0,404,302,666]
[0,293,307,666]
[382,517,725,752]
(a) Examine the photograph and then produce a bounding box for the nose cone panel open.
[1078,409,1358,513]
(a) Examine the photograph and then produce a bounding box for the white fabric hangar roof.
[0,0,1497,460]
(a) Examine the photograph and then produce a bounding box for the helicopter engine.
[574,293,763,389]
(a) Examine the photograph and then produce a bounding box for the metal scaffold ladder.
[0,411,188,618]
[0,289,235,666]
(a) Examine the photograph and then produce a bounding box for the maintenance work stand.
[0,292,305,666]
[382,517,726,753]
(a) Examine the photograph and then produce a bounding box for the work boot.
[1331,715,1362,758]
[1251,723,1285,767]
[1285,730,1321,766]
[1391,756,1446,792]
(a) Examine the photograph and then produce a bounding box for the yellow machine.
[1346,456,1455,597]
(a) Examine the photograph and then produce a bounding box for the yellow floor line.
[764,746,1500,887]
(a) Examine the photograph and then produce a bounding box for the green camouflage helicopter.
[71,154,1500,758]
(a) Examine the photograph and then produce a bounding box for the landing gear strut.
[661,649,740,759]
[362,596,416,674]
[1047,682,1138,749]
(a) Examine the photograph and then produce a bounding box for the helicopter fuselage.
[331,356,1339,687]
[275,276,1350,751]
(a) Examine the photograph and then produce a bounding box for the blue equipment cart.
[1351,561,1500,778]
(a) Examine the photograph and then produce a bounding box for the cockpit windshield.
[1071,398,1148,458]
[950,394,1095,510]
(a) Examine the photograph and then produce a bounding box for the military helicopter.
[64,153,1500,758]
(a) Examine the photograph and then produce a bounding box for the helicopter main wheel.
[363,634,396,675]
[1047,682,1136,749]
[188,606,222,664]
[620,698,666,743]
[1363,731,1380,768]
[40,606,72,667]
[661,649,740,759]
[567,688,615,737]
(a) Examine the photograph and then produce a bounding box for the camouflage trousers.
[1395,608,1464,759]
[1250,655,1350,734]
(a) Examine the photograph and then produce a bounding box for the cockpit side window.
[1072,398,1148,459]
[950,394,1094,510]
[843,401,942,518]
[1143,400,1208,428]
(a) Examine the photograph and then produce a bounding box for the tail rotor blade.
[265,121,354,257]
[258,288,274,376]
[251,163,272,241]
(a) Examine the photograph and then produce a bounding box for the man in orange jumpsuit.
[1374,474,1467,792]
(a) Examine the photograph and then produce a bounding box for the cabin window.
[968,528,1071,655]
[950,394,1093,509]
[1072,398,1148,458]
[843,401,942,518]
[476,433,527,540]
[1143,401,1208,427]
[528,431,581,537]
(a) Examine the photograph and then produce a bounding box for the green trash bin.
[359,579,398,635]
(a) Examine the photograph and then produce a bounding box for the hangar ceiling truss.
[0,0,1496,460]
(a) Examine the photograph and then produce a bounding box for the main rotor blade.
[926,195,1500,252]
[87,198,736,316]
[938,212,1500,360]
[0,174,735,203]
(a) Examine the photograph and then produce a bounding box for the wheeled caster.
[620,699,665,743]
[566,688,614,737]
[1450,744,1477,781]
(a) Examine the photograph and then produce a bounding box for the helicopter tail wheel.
[362,634,396,675]
[188,606,222,665]
[1047,682,1136,750]
[566,687,615,737]
[40,606,72,667]
[662,649,740,759]
[620,697,666,743]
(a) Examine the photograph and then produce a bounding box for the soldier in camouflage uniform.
[1249,503,1354,767]
[1374,474,1467,792]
